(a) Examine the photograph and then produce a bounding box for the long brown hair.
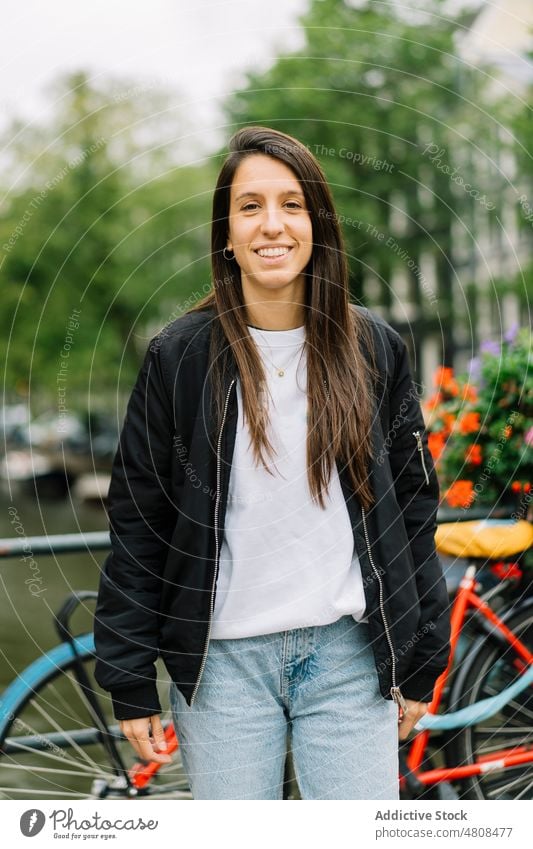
[188,125,378,510]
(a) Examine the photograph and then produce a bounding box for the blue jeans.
[169,615,399,799]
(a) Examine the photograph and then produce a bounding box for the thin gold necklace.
[252,329,305,378]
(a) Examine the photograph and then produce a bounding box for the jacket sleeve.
[93,336,179,720]
[386,331,451,703]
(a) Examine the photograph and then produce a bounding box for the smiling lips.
[254,245,294,261]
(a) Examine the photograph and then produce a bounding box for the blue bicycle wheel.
[0,634,191,800]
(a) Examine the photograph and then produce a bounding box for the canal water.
[0,490,109,692]
[0,489,196,800]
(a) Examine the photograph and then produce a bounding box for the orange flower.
[465,444,482,465]
[443,413,456,433]
[511,481,522,492]
[425,392,442,411]
[458,412,481,434]
[461,383,477,402]
[428,431,446,463]
[434,366,454,387]
[433,365,459,397]
[445,480,475,508]
[447,380,460,397]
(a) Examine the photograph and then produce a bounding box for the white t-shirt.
[210,323,368,639]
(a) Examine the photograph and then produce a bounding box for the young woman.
[94,125,451,800]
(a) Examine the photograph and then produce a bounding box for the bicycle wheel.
[0,635,191,800]
[447,604,533,800]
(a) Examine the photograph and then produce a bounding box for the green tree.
[0,71,216,409]
[499,49,533,312]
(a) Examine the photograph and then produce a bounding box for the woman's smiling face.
[226,154,313,293]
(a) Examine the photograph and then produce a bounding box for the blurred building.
[380,1,533,391]
[452,0,533,371]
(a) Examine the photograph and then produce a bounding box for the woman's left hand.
[397,698,429,741]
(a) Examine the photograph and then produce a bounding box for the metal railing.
[0,530,110,557]
[0,505,515,560]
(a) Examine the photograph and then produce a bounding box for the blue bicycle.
[0,591,191,800]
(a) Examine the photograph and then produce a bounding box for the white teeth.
[256,247,291,257]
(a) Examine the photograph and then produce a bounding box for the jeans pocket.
[169,680,190,715]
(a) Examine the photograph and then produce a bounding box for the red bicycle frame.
[126,564,533,794]
[402,564,533,790]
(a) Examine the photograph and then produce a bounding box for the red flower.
[425,392,442,411]
[428,431,446,464]
[443,413,456,433]
[458,412,481,435]
[465,444,482,465]
[433,366,459,398]
[434,366,454,387]
[461,383,477,402]
[445,480,475,508]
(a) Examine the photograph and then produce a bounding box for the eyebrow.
[234,189,305,202]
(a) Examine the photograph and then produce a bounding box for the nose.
[260,205,285,236]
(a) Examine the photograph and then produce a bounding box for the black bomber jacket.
[94,305,452,721]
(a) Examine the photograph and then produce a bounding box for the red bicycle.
[399,517,533,800]
[1,519,532,800]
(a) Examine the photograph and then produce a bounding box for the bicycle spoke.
[0,787,91,798]
[514,776,533,799]
[474,726,533,735]
[485,768,533,798]
[472,743,533,759]
[4,736,114,778]
[445,606,533,800]
[482,685,533,724]
[30,696,111,775]
[63,671,120,755]
[0,651,190,800]
[0,762,108,778]
[47,676,85,719]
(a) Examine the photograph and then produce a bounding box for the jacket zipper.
[413,430,430,485]
[360,504,408,714]
[191,376,407,713]
[194,375,327,703]
[190,377,236,705]
[326,375,406,713]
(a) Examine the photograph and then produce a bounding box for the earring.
[223,246,235,260]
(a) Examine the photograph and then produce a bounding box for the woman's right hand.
[119,714,173,765]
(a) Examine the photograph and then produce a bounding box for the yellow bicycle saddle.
[435,519,533,559]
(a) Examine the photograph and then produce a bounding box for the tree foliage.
[0,71,217,407]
